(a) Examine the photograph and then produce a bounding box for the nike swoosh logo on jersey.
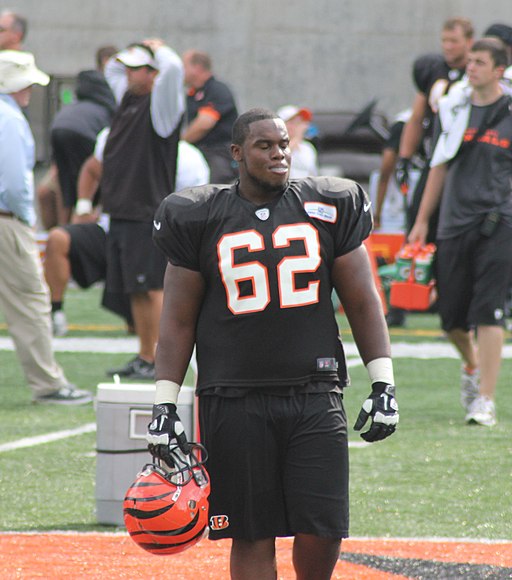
[364,202,371,212]
[153,220,162,230]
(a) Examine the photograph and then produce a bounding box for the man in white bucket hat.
[0,50,93,404]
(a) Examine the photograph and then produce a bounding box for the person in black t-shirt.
[182,50,239,183]
[396,17,474,234]
[146,108,399,579]
[409,38,512,428]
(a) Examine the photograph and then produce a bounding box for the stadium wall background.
[14,0,511,161]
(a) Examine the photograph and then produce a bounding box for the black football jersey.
[413,53,465,153]
[153,176,373,392]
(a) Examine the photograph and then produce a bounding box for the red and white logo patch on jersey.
[210,515,230,530]
[304,202,337,223]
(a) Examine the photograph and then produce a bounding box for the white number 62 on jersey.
[217,223,321,315]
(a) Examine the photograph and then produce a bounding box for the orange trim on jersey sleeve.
[198,105,221,121]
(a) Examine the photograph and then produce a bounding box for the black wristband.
[371,382,395,396]
[152,402,177,420]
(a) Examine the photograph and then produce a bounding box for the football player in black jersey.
[396,17,474,211]
[147,108,399,579]
[388,17,474,328]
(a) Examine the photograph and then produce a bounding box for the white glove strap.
[155,379,181,405]
[366,357,395,385]
[75,198,93,216]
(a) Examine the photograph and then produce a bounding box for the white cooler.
[95,382,195,526]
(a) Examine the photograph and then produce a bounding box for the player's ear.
[231,144,242,162]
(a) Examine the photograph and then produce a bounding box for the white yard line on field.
[1,338,511,454]
[0,423,96,453]
[1,336,512,358]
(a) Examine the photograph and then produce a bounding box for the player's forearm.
[345,291,391,365]
[415,163,447,224]
[399,93,427,159]
[332,246,391,364]
[154,328,196,387]
[374,148,396,222]
[77,157,102,202]
[398,117,423,159]
[182,115,217,143]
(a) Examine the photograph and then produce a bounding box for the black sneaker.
[385,308,406,328]
[106,356,155,380]
[34,385,94,405]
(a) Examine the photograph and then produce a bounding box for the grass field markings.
[1,531,510,542]
[0,322,458,338]
[0,422,96,453]
[0,421,369,452]
[0,336,138,353]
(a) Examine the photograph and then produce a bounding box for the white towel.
[430,82,472,167]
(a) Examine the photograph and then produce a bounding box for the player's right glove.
[394,157,411,194]
[147,403,191,464]
[354,382,399,442]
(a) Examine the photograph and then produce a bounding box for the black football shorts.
[436,223,512,331]
[105,219,167,294]
[64,222,106,288]
[199,388,349,541]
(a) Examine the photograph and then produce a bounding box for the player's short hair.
[187,50,212,71]
[2,10,27,40]
[232,108,280,145]
[443,17,474,39]
[471,37,509,68]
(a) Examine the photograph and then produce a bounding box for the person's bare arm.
[181,111,218,143]
[374,147,398,229]
[398,92,427,159]
[332,244,398,442]
[408,162,447,245]
[72,156,103,224]
[332,245,390,363]
[155,263,205,384]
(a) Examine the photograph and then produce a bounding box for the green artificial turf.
[0,286,511,538]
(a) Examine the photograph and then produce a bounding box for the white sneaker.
[52,310,68,337]
[465,396,496,427]
[460,366,479,411]
[33,385,93,405]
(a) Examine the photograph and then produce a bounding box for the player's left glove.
[394,157,411,195]
[147,403,191,464]
[354,382,399,442]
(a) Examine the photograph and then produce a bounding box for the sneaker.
[460,366,479,411]
[106,356,155,380]
[465,396,496,427]
[386,308,406,328]
[34,385,93,405]
[52,310,68,337]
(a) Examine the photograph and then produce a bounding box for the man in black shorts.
[146,109,399,578]
[100,40,184,380]
[409,38,512,427]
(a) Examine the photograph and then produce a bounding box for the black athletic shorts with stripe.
[199,385,349,541]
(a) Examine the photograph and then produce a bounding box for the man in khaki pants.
[0,51,92,404]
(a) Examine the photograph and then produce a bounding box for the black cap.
[484,23,512,47]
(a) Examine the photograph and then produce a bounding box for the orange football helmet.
[124,443,210,555]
